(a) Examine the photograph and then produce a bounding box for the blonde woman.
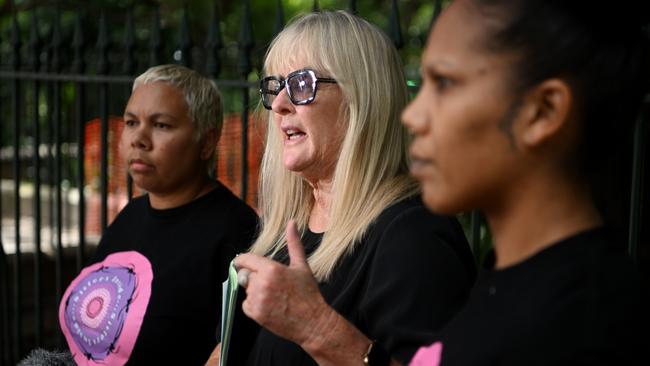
[223,11,475,366]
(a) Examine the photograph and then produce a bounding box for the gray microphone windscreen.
[17,348,76,366]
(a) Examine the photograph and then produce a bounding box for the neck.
[307,176,335,233]
[486,174,602,269]
[148,175,215,210]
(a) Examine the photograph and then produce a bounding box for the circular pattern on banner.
[59,251,153,366]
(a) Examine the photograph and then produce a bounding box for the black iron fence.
[0,0,647,364]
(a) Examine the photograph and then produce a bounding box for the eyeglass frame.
[259,68,337,110]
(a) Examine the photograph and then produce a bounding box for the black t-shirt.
[426,227,648,366]
[244,196,476,365]
[91,182,258,366]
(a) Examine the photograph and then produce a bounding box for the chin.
[282,159,309,173]
[422,189,462,215]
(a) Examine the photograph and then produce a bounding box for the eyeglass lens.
[261,71,316,109]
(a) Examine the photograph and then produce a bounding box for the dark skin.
[402,0,602,270]
[121,82,218,209]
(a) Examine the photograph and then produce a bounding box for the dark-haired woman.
[404,0,649,364]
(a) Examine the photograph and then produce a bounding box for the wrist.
[302,306,371,365]
[301,304,340,355]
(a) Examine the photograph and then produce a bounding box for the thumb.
[286,220,308,269]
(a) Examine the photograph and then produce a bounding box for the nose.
[401,91,429,135]
[129,124,152,151]
[271,87,294,115]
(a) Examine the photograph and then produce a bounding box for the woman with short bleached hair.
[58,64,258,366]
[221,10,476,366]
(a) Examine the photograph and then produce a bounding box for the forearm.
[301,306,401,366]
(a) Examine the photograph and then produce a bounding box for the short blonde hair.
[250,11,418,281]
[133,64,223,143]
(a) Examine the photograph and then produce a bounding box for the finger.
[286,220,308,269]
[234,252,273,272]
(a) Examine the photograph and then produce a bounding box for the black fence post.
[124,8,135,201]
[206,3,224,79]
[348,0,357,14]
[629,114,647,262]
[430,0,443,31]
[0,21,4,362]
[0,242,8,366]
[238,0,254,202]
[150,7,162,67]
[50,7,64,350]
[97,12,110,234]
[178,4,193,68]
[388,0,403,49]
[73,13,87,271]
[0,21,6,363]
[273,0,285,37]
[470,211,482,263]
[28,9,43,348]
[10,14,23,362]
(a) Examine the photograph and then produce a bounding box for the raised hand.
[234,220,332,347]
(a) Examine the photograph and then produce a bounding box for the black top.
[92,182,258,366]
[429,227,648,365]
[244,196,476,365]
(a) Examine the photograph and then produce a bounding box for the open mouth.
[285,129,306,141]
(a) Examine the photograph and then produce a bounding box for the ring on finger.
[237,269,251,288]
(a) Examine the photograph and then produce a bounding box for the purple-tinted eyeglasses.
[259,68,337,110]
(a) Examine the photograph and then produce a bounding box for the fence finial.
[273,0,285,37]
[348,0,357,14]
[388,0,403,49]
[28,11,41,72]
[123,7,136,75]
[50,8,63,73]
[238,0,254,78]
[96,12,109,75]
[178,3,193,67]
[206,3,224,78]
[430,0,443,31]
[150,6,162,66]
[72,13,86,73]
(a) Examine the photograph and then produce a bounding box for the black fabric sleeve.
[359,206,473,364]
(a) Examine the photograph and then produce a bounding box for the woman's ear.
[518,79,573,148]
[200,128,219,160]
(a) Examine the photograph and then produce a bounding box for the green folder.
[219,259,239,366]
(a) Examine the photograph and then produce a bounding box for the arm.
[301,306,402,366]
[205,343,220,366]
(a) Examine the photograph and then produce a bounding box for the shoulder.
[371,196,463,239]
[514,229,646,361]
[208,182,259,229]
[369,196,470,259]
[112,194,148,221]
[362,196,475,280]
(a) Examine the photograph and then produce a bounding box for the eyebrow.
[123,111,179,121]
[423,59,457,73]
